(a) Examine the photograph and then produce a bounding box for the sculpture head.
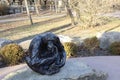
[41,33,57,52]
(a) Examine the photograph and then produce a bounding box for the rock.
[58,35,83,46]
[2,58,108,80]
[72,37,84,46]
[19,40,32,50]
[0,38,14,48]
[96,32,120,49]
[58,35,73,43]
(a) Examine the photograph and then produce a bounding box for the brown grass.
[0,16,71,41]
[0,15,120,42]
[58,18,120,39]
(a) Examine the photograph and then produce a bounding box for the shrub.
[63,42,78,57]
[84,37,99,50]
[109,42,120,55]
[0,44,25,66]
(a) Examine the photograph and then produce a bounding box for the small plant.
[109,42,120,55]
[0,44,25,66]
[84,37,100,55]
[84,37,99,50]
[63,42,78,57]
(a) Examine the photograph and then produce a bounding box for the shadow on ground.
[0,16,65,34]
[14,23,71,43]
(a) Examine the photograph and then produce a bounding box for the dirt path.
[0,14,66,23]
[103,11,120,18]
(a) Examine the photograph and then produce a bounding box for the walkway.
[0,56,120,80]
[0,14,66,23]
[103,11,120,18]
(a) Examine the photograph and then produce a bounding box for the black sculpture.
[25,32,66,75]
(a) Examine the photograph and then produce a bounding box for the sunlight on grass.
[0,17,71,41]
[0,16,63,31]
[59,17,120,39]
[1,16,120,41]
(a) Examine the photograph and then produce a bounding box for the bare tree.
[19,0,24,13]
[54,0,58,13]
[34,0,40,15]
[67,0,111,27]
[62,0,76,26]
[25,0,33,25]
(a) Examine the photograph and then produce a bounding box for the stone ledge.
[2,59,108,80]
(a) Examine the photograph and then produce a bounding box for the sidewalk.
[0,14,66,23]
[0,56,120,80]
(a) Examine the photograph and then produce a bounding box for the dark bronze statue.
[25,32,66,75]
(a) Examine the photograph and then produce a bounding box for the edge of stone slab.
[61,70,108,80]
[2,66,108,80]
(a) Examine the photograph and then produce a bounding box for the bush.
[109,42,120,55]
[63,42,78,57]
[84,37,99,50]
[0,44,25,66]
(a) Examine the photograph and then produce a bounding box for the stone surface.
[58,35,73,43]
[58,35,83,46]
[0,38,14,48]
[72,37,84,46]
[96,32,120,49]
[2,59,107,80]
[19,40,31,50]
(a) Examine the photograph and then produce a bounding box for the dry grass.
[0,15,120,42]
[58,17,120,39]
[0,16,71,41]
[0,16,62,31]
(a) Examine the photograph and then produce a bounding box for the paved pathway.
[0,56,120,80]
[0,14,66,23]
[103,11,120,18]
[0,11,120,23]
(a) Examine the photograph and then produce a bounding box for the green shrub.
[109,42,120,55]
[63,42,78,57]
[84,37,99,50]
[0,44,25,66]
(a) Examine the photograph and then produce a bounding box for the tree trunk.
[63,0,76,26]
[19,1,24,13]
[38,0,42,10]
[25,0,33,25]
[50,0,52,11]
[34,0,40,15]
[55,0,58,13]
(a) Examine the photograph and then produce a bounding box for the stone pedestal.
[2,59,107,80]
